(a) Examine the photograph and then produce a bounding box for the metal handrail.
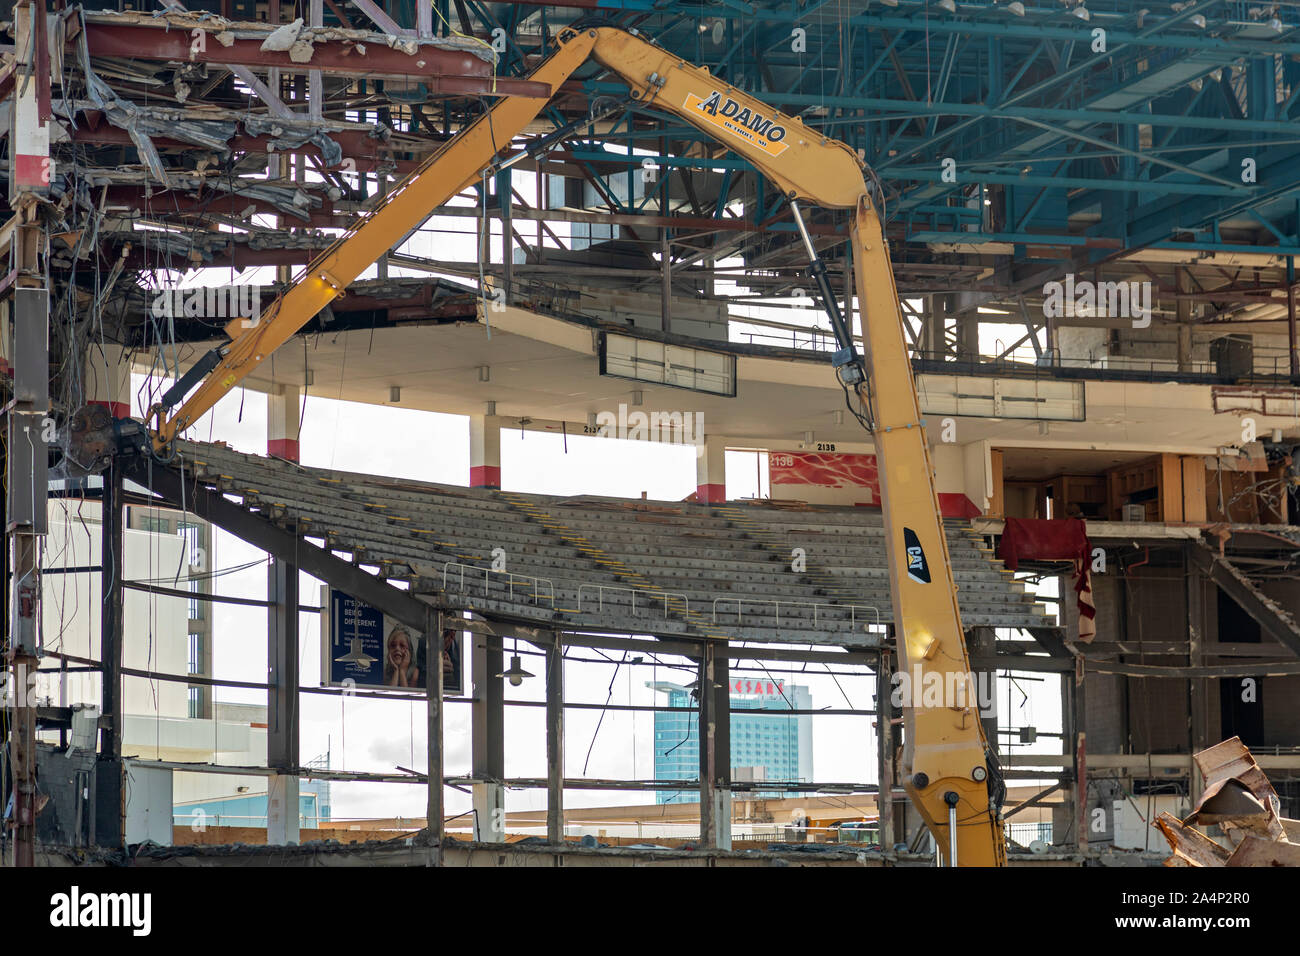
[441,562,555,608]
[577,583,690,618]
[711,596,880,629]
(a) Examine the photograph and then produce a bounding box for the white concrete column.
[85,343,131,419]
[472,783,506,842]
[268,385,301,462]
[267,775,300,845]
[470,414,502,489]
[932,439,991,518]
[695,435,726,504]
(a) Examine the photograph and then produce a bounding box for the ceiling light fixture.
[334,636,377,668]
[497,633,534,686]
[498,654,534,687]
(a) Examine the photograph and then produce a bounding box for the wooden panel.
[1181,456,1207,523]
[1105,454,1184,521]
[1003,481,1039,519]
[1160,453,1183,523]
[1059,475,1106,518]
[988,448,1004,518]
[1205,468,1262,523]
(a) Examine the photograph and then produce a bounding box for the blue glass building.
[651,680,812,804]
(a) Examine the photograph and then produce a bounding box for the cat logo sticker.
[903,528,931,584]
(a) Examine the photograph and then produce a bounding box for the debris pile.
[1154,736,1300,866]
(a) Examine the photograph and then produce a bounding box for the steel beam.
[350,0,412,37]
[71,124,398,174]
[425,605,445,863]
[1190,545,1300,657]
[697,641,730,850]
[83,21,547,96]
[121,456,437,634]
[267,555,300,771]
[470,624,505,842]
[545,632,564,843]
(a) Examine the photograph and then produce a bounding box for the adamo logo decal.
[684,90,790,157]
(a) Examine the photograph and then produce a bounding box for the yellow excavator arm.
[151,24,1005,866]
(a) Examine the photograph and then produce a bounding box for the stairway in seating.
[497,490,730,638]
[711,504,878,614]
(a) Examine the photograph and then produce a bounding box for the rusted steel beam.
[1153,812,1231,867]
[100,186,341,227]
[69,124,406,173]
[117,245,324,271]
[81,22,549,97]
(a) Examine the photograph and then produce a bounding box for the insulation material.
[261,17,304,52]
[87,9,497,64]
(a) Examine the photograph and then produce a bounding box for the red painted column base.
[268,438,300,462]
[470,465,501,489]
[696,482,726,504]
[937,493,982,519]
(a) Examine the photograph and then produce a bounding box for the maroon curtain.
[997,518,1096,642]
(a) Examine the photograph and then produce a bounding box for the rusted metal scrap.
[1154,736,1299,866]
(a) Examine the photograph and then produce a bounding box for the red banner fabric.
[998,517,1096,642]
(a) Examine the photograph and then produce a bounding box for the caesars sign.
[732,678,786,699]
[320,587,463,695]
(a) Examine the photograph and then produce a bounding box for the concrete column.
[425,607,445,862]
[267,555,299,770]
[698,642,731,849]
[267,775,300,845]
[85,343,130,419]
[954,295,981,359]
[695,435,726,504]
[932,440,991,519]
[919,295,942,357]
[469,414,502,489]
[471,627,505,841]
[267,385,301,462]
[545,632,564,843]
[267,554,299,846]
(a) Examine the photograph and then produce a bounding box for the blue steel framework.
[349,0,1300,375]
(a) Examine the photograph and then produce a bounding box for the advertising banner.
[321,587,463,695]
